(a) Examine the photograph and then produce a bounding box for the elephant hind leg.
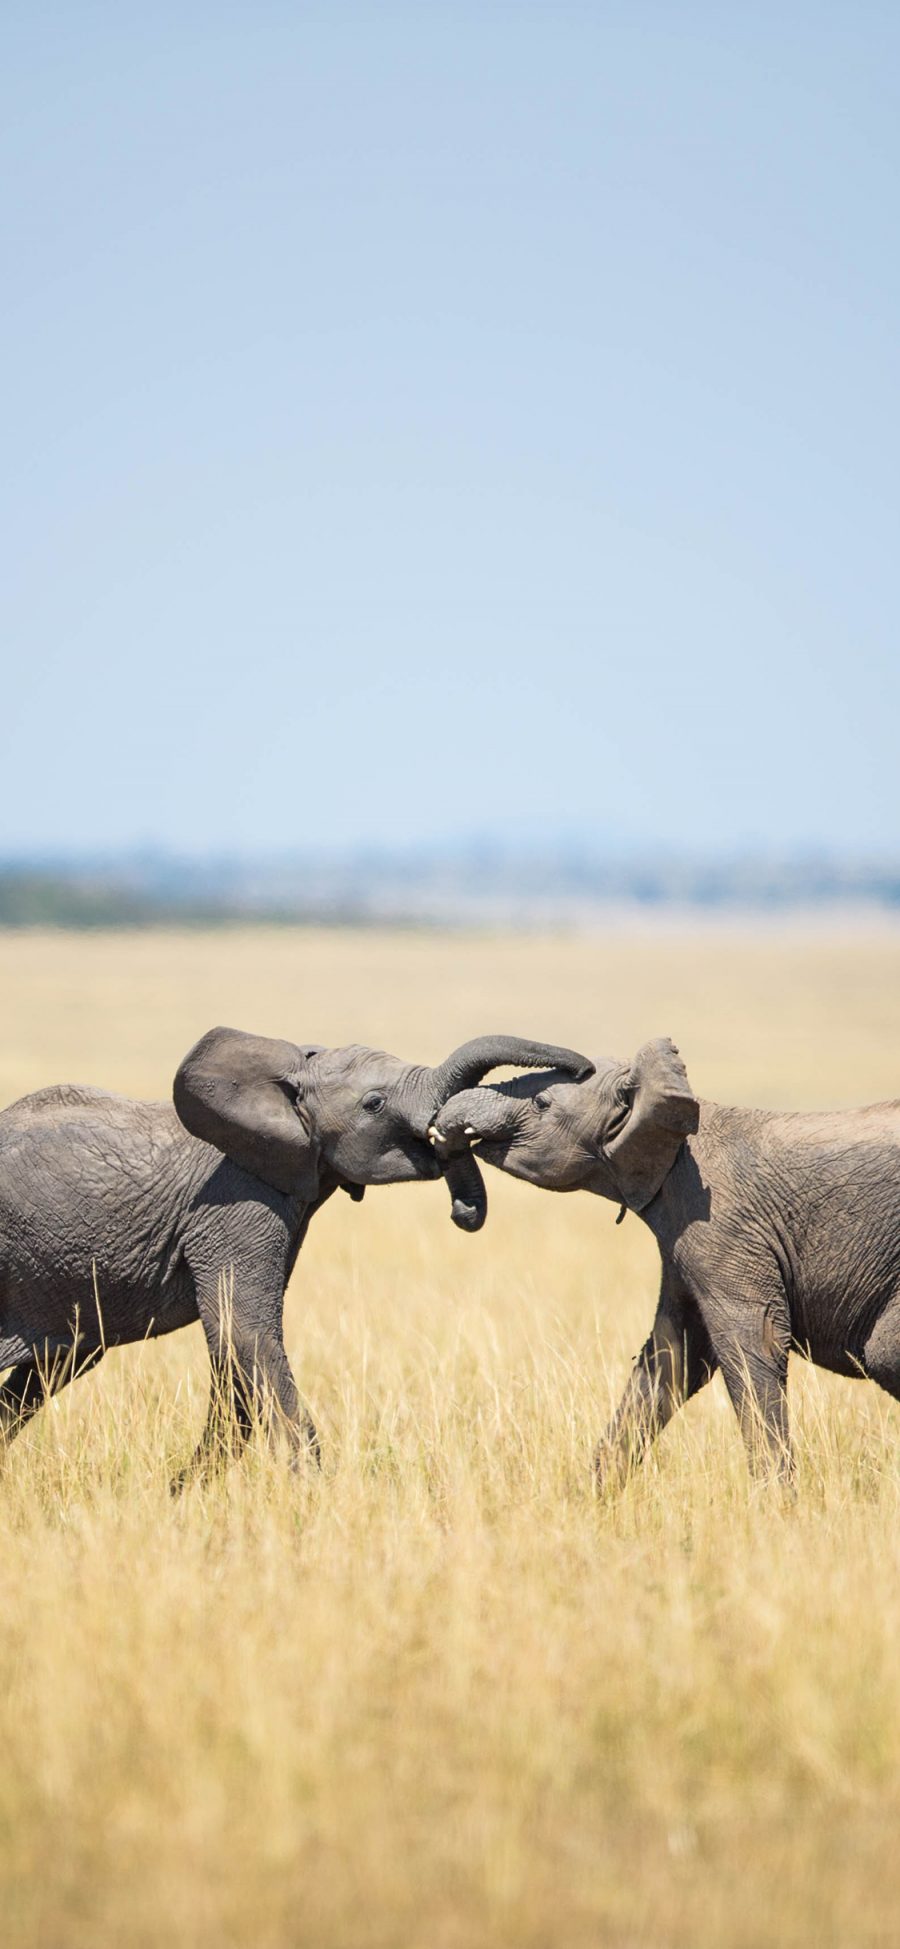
[862,1292,900,1402]
[0,1342,105,1444]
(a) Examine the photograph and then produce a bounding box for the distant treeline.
[0,872,234,930]
[0,871,355,931]
[0,851,898,928]
[0,868,394,930]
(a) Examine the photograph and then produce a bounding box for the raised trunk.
[429,1036,592,1108]
[410,1045,589,1229]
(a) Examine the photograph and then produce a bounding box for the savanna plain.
[1,922,900,1948]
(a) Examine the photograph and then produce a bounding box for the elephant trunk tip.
[450,1197,486,1232]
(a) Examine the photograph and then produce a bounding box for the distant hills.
[1,846,898,928]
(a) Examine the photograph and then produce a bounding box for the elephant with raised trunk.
[0,1026,589,1484]
[431,1039,900,1487]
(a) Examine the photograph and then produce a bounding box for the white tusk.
[464,1126,477,1139]
[427,1125,446,1145]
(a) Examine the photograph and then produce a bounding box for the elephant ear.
[173,1026,321,1200]
[603,1038,699,1212]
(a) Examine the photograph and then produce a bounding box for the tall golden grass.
[1,922,899,1947]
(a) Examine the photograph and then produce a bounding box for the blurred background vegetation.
[2,846,899,929]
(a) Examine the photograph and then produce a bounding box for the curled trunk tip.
[441,1150,488,1231]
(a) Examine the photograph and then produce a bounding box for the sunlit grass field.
[1,922,900,1947]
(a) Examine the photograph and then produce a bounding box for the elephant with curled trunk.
[431,1040,900,1488]
[0,1026,588,1484]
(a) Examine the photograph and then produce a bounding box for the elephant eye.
[361,1090,386,1115]
[534,1093,551,1112]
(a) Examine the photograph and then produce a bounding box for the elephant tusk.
[428,1123,480,1150]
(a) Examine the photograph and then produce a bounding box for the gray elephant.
[0,1026,588,1483]
[430,1039,900,1486]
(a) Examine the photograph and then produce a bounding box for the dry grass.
[1,921,900,1947]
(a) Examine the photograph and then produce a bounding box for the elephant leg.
[173,1267,319,1491]
[0,1343,104,1444]
[169,1353,257,1494]
[861,1291,900,1402]
[236,1326,320,1473]
[711,1296,792,1481]
[594,1298,716,1492]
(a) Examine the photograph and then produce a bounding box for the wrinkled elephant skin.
[433,1039,900,1488]
[0,1026,590,1483]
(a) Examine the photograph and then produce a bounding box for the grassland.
[1,922,899,1947]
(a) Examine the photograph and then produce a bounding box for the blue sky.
[2,3,898,855]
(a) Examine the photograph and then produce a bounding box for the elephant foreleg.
[0,1343,105,1444]
[233,1325,320,1472]
[169,1353,256,1494]
[174,1265,319,1491]
[594,1300,716,1492]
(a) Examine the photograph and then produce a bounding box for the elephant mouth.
[428,1118,528,1192]
[410,1138,445,1180]
[390,1134,447,1182]
[459,1135,512,1169]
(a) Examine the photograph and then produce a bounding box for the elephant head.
[429,1038,699,1214]
[173,1027,593,1231]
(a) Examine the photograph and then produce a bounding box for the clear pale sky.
[2,4,898,856]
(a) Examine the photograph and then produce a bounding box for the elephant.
[0,1026,590,1483]
[429,1038,900,1487]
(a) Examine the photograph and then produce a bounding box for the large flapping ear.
[603,1037,699,1212]
[173,1026,321,1200]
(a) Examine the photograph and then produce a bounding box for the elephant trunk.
[430,1082,527,1155]
[441,1149,490,1231]
[428,1035,592,1108]
[410,1040,590,1233]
